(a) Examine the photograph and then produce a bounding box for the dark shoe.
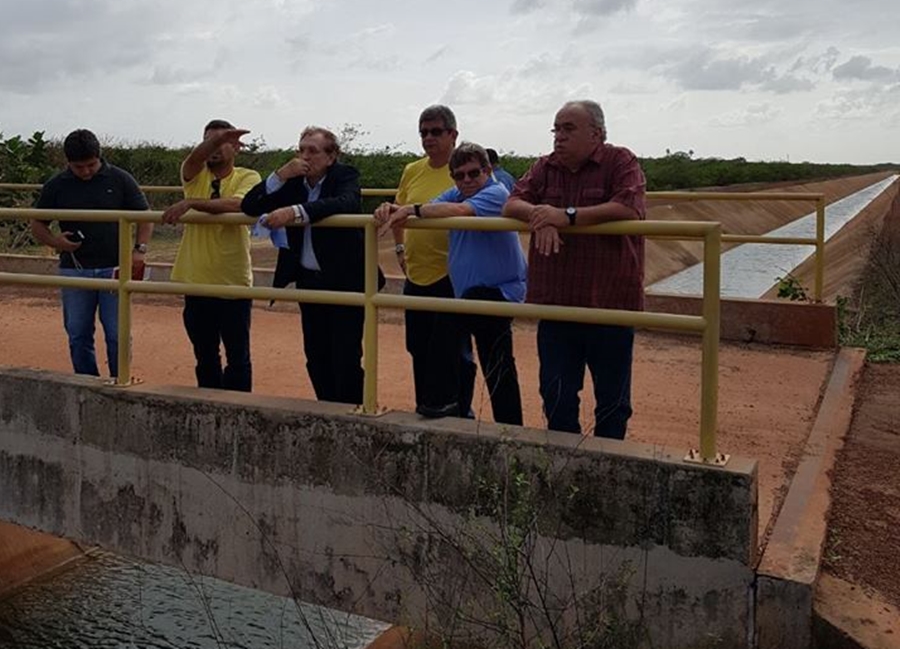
[416,403,460,419]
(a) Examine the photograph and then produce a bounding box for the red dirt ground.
[823,363,900,609]
[0,286,834,547]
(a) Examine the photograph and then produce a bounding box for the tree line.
[3,129,897,207]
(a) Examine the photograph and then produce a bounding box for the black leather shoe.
[415,403,460,419]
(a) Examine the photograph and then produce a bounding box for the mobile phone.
[66,230,85,242]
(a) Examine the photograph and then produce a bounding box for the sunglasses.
[451,168,484,181]
[210,178,221,199]
[419,127,449,138]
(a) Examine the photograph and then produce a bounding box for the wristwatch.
[395,243,406,254]
[565,206,577,226]
[133,243,148,254]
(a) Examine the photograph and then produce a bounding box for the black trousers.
[404,276,476,414]
[423,286,523,425]
[183,296,252,392]
[299,268,364,405]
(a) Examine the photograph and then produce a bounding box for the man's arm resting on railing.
[503,197,638,229]
[501,197,535,223]
[161,197,243,224]
[385,201,474,231]
[531,201,640,231]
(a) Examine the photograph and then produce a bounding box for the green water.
[0,552,388,648]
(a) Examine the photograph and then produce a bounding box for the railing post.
[699,223,721,462]
[116,216,133,385]
[361,218,379,414]
[814,196,825,302]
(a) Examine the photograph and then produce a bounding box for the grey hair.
[419,104,457,131]
[562,100,606,141]
[300,126,340,155]
[449,142,490,171]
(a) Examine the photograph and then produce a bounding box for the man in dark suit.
[241,126,367,405]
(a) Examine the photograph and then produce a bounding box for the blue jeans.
[537,321,634,439]
[59,267,118,378]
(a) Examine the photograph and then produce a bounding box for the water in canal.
[0,551,388,648]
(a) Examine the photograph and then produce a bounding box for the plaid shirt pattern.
[510,144,647,310]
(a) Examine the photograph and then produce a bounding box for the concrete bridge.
[0,366,760,648]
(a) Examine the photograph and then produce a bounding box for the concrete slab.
[755,347,867,649]
[813,573,900,649]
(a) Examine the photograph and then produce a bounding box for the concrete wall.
[646,294,837,348]
[0,368,759,648]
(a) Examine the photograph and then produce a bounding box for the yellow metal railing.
[0,182,397,198]
[650,190,827,300]
[1,182,828,300]
[0,207,723,463]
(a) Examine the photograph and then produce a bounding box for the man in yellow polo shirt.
[162,119,261,392]
[374,105,476,417]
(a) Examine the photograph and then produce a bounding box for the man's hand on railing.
[373,201,399,234]
[380,205,414,237]
[264,206,296,229]
[162,200,192,224]
[529,204,567,231]
[533,226,563,256]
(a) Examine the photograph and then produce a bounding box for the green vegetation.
[775,274,810,302]
[0,131,55,249]
[836,210,900,362]
[4,130,897,196]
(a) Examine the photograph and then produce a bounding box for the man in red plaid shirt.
[503,100,646,439]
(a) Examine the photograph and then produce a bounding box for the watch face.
[566,207,576,216]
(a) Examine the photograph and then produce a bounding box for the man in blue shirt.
[487,148,517,192]
[382,142,526,424]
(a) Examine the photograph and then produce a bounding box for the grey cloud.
[815,82,900,126]
[426,46,450,64]
[664,48,819,94]
[759,74,815,94]
[789,48,840,75]
[510,0,546,13]
[286,34,312,52]
[572,0,638,16]
[833,56,900,82]
[517,53,564,79]
[345,55,402,73]
[671,51,768,91]
[150,66,198,86]
[709,103,783,128]
[0,0,183,93]
[687,10,814,43]
[440,71,498,105]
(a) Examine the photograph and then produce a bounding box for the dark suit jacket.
[242,163,379,292]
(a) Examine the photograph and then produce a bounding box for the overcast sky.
[1,0,898,164]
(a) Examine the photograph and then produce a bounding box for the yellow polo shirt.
[395,157,454,286]
[170,166,261,286]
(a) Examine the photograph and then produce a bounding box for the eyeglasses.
[419,127,449,138]
[451,168,484,181]
[210,178,221,199]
